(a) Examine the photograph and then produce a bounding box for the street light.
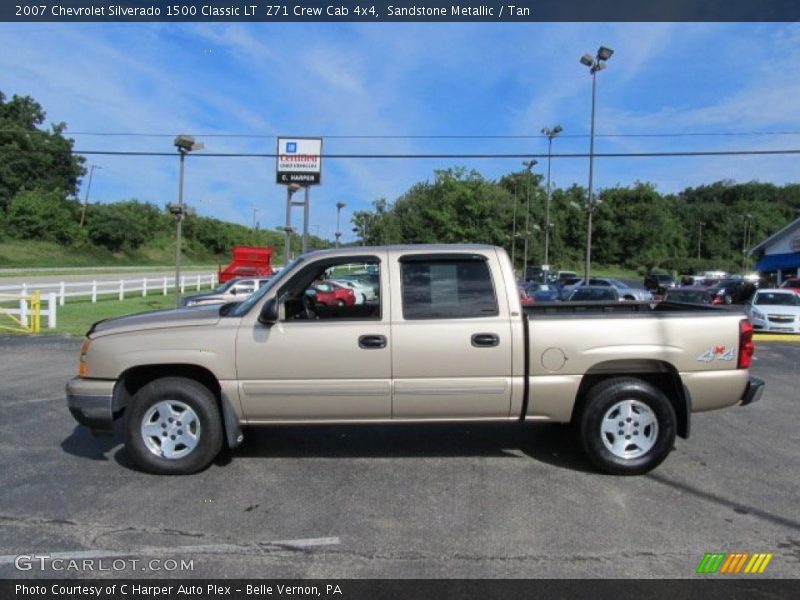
[522,159,538,280]
[335,201,347,247]
[252,207,259,232]
[697,221,705,260]
[579,45,613,281]
[79,164,101,227]
[541,125,562,267]
[510,180,518,270]
[172,135,204,307]
[742,213,753,273]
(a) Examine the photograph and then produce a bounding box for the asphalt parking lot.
[0,335,798,579]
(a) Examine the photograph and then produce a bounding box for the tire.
[578,377,676,475]
[123,377,223,475]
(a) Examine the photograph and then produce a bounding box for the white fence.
[0,292,57,331]
[0,273,217,308]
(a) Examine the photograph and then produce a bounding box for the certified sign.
[276,137,322,185]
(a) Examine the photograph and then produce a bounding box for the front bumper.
[740,377,765,406]
[66,377,117,431]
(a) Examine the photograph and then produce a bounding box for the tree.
[5,189,79,244]
[0,91,86,210]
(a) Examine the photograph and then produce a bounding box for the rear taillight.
[738,318,755,369]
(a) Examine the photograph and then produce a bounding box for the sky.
[1,22,799,242]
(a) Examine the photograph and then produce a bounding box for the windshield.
[229,257,304,317]
[211,280,234,293]
[754,292,800,306]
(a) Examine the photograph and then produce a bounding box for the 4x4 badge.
[696,346,736,362]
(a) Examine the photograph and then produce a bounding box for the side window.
[401,257,498,320]
[281,258,382,321]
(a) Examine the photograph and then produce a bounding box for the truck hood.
[89,304,222,337]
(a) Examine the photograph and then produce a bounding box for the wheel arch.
[114,364,242,448]
[570,359,690,439]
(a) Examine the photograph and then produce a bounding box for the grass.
[45,294,177,337]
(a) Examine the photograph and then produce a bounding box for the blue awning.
[756,252,800,271]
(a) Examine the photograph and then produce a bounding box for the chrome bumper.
[66,377,117,431]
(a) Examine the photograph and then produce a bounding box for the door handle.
[359,334,387,349]
[471,333,499,348]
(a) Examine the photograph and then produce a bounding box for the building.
[748,216,800,284]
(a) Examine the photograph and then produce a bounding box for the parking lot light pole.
[742,213,753,273]
[510,180,518,271]
[335,202,346,247]
[580,46,613,281]
[522,159,538,280]
[697,221,704,260]
[541,125,562,267]
[172,135,204,307]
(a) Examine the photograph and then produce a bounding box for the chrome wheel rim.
[141,400,201,459]
[600,399,658,459]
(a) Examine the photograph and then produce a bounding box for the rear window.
[400,257,498,320]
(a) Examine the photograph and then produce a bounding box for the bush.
[86,200,162,252]
[6,189,78,244]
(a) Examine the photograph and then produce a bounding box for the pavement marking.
[754,334,800,343]
[2,397,63,407]
[0,537,341,564]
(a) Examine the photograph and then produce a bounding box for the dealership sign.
[276,137,322,185]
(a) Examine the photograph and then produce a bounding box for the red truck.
[218,246,274,283]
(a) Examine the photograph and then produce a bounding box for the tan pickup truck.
[66,245,764,475]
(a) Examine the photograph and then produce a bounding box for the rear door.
[389,251,514,419]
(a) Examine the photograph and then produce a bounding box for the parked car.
[662,287,713,305]
[523,282,561,302]
[560,277,651,302]
[182,277,271,307]
[745,289,800,333]
[332,278,378,304]
[312,280,356,306]
[518,284,535,307]
[644,273,676,296]
[779,278,800,295]
[567,286,620,302]
[707,279,757,305]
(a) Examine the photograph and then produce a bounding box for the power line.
[4,129,800,139]
[71,149,800,159]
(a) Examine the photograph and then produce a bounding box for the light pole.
[697,221,704,260]
[278,226,296,260]
[335,201,346,247]
[510,180,518,271]
[742,213,753,273]
[580,45,613,281]
[79,164,101,227]
[252,207,259,232]
[172,135,203,307]
[522,159,538,280]
[541,125,562,267]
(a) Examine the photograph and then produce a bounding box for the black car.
[644,273,676,295]
[706,279,757,305]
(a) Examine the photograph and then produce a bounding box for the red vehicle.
[312,281,356,306]
[518,284,535,307]
[218,246,273,283]
[780,278,800,295]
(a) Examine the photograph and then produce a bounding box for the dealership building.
[749,216,800,283]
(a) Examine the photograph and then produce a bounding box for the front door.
[235,254,391,421]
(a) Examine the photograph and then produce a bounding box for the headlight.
[79,338,91,378]
[751,308,765,320]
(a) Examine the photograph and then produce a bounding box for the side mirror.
[230,288,238,295]
[258,298,279,325]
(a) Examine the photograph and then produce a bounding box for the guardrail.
[0,291,57,332]
[0,273,217,307]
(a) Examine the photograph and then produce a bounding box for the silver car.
[182,277,271,307]
[561,277,651,301]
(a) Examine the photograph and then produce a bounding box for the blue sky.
[1,22,799,242]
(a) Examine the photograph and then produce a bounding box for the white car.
[746,289,800,334]
[332,278,378,304]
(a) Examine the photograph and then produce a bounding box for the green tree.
[5,189,80,244]
[0,91,86,209]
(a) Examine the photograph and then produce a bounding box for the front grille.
[767,314,795,324]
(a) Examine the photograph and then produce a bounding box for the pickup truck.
[66,245,764,476]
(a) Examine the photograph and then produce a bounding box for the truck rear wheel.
[123,377,223,475]
[578,377,676,475]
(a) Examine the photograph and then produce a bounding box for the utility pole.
[79,164,101,227]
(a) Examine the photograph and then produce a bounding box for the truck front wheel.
[123,377,223,475]
[578,377,676,475]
